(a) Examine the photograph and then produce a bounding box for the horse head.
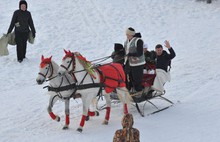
[36,55,53,85]
[58,49,76,76]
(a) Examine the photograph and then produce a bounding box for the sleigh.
[108,62,174,117]
[130,63,174,117]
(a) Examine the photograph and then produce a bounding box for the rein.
[90,55,112,64]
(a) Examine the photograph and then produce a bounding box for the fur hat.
[126,27,135,36]
[19,0,28,9]
[114,43,123,52]
[121,113,134,128]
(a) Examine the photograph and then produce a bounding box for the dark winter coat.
[111,43,125,65]
[152,48,176,72]
[111,51,125,65]
[144,50,156,64]
[7,10,36,36]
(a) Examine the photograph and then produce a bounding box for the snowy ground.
[0,0,220,142]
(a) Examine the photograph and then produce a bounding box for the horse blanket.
[99,63,126,93]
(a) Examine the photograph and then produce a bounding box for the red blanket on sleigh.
[99,63,126,93]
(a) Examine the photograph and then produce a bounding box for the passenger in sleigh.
[149,40,176,96]
[139,43,157,97]
[143,43,156,74]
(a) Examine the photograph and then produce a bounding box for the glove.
[32,32,36,38]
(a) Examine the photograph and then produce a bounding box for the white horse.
[58,50,132,132]
[36,55,78,130]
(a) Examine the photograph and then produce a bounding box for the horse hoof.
[102,120,108,125]
[85,116,90,121]
[56,116,60,122]
[77,127,83,133]
[62,125,69,130]
[95,111,99,116]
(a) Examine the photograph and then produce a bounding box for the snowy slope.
[0,0,220,142]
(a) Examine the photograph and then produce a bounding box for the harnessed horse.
[36,55,78,129]
[58,50,132,132]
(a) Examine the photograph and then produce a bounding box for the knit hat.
[19,0,28,9]
[126,27,135,36]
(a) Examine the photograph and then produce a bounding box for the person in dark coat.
[111,43,125,65]
[150,40,176,95]
[151,40,176,72]
[143,44,156,70]
[7,0,36,63]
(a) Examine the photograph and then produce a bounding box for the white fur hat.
[126,27,135,36]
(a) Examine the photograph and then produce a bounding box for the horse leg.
[86,97,99,121]
[87,97,99,119]
[103,93,111,125]
[116,87,131,114]
[47,95,60,122]
[63,99,70,130]
[85,109,99,121]
[77,97,90,133]
[88,110,99,117]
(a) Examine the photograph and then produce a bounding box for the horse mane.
[50,60,59,72]
[74,52,96,79]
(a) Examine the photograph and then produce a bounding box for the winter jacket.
[144,50,156,64]
[7,9,36,36]
[111,51,125,65]
[111,43,125,64]
[124,37,145,66]
[152,48,176,72]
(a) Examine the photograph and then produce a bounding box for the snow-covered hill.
[0,0,220,142]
